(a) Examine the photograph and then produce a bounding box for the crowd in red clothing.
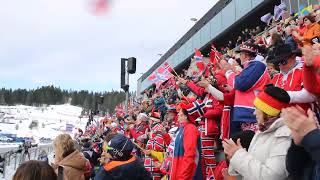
[92,4,320,179]
[11,3,320,180]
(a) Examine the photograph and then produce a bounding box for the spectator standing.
[52,134,88,180]
[95,134,152,180]
[223,85,292,180]
[170,107,203,180]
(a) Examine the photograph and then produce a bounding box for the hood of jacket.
[58,150,87,171]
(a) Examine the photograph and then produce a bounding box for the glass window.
[222,1,236,30]
[192,31,201,49]
[210,13,222,38]
[179,44,187,60]
[291,0,299,13]
[252,0,264,8]
[170,52,177,67]
[282,0,292,13]
[235,0,252,20]
[185,39,193,56]
[300,0,309,8]
[200,22,211,47]
[309,0,320,5]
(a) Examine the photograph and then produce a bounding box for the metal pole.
[14,154,17,170]
[125,60,129,114]
[3,153,6,178]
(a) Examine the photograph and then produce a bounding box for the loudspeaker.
[127,57,136,74]
[121,58,129,91]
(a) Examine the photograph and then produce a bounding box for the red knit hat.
[179,99,206,124]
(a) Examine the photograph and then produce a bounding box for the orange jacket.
[303,23,320,46]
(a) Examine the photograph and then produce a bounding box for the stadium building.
[137,0,317,95]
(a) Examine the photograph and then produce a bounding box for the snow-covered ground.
[0,104,89,179]
[0,104,87,141]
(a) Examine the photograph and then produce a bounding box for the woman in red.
[170,106,203,180]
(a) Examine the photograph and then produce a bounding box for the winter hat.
[107,134,134,161]
[236,42,258,55]
[253,84,290,116]
[272,44,299,65]
[137,113,149,122]
[179,99,206,124]
[83,141,92,148]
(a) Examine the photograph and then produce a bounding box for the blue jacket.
[232,59,270,122]
[95,156,152,180]
[154,97,167,112]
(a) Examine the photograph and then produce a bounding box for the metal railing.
[0,144,54,178]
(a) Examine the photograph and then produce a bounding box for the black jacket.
[286,129,320,180]
[95,156,152,180]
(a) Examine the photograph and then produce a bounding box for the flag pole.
[171,68,179,77]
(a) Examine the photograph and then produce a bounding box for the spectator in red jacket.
[170,107,203,180]
[178,74,224,178]
[270,44,317,112]
[302,45,320,94]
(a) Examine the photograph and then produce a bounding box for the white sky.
[0,0,218,91]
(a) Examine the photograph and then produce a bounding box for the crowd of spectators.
[11,2,320,180]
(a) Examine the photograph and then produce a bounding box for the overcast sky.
[0,0,218,92]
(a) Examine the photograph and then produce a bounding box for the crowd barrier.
[0,144,54,178]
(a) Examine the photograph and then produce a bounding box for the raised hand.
[281,106,318,145]
[222,138,243,159]
[197,78,210,88]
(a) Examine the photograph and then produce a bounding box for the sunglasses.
[103,144,113,152]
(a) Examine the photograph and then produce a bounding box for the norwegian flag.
[163,61,174,72]
[194,49,206,72]
[148,63,174,88]
[209,44,222,71]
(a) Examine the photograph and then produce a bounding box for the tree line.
[0,86,127,114]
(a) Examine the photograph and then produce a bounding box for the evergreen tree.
[0,86,126,112]
[0,91,6,105]
[25,92,33,106]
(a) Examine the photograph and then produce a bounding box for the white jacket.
[228,118,291,180]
